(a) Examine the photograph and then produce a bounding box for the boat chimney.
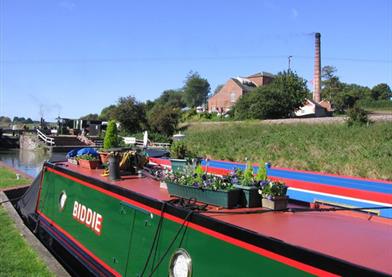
[313,32,321,103]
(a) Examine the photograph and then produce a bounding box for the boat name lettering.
[72,201,103,235]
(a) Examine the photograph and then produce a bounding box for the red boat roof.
[59,162,392,275]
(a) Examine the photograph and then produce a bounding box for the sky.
[0,0,391,121]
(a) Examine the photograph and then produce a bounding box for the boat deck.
[58,162,392,275]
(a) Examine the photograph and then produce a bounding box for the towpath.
[183,114,392,126]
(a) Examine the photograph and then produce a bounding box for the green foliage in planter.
[259,181,287,199]
[255,162,267,181]
[229,162,266,187]
[103,120,119,149]
[76,154,100,161]
[242,163,254,186]
[165,169,234,192]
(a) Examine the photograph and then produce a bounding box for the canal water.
[0,149,66,177]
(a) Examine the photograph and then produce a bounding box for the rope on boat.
[140,203,193,277]
[139,202,166,277]
[199,205,392,215]
[148,210,193,277]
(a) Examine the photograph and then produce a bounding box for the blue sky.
[1,0,391,120]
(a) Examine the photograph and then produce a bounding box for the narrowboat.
[16,155,392,276]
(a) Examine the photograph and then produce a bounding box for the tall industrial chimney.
[313,32,321,103]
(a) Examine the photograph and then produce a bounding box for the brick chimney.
[313,32,321,103]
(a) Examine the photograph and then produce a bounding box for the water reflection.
[0,149,66,177]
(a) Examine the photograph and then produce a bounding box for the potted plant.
[77,154,101,170]
[231,163,267,208]
[165,165,241,209]
[170,141,191,173]
[258,180,288,210]
[99,120,119,164]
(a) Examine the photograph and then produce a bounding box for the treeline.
[0,116,36,124]
[78,67,391,139]
[80,72,211,140]
[231,67,392,120]
[321,66,391,112]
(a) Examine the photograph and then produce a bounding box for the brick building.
[208,72,274,113]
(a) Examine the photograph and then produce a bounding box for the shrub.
[346,106,371,126]
[104,120,119,149]
[170,141,191,159]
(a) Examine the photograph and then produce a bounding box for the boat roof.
[55,162,392,275]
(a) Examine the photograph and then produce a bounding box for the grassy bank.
[0,167,31,189]
[0,207,54,277]
[0,166,53,277]
[183,122,392,180]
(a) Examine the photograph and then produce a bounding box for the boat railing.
[37,129,55,146]
[149,142,171,148]
[121,136,170,148]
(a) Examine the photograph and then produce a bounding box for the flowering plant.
[228,163,267,187]
[164,164,234,192]
[258,181,287,200]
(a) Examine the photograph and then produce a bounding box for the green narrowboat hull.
[34,163,379,276]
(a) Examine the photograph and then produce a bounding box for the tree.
[183,72,210,107]
[114,96,147,134]
[80,113,99,120]
[234,71,308,119]
[25,118,34,124]
[147,105,179,137]
[155,89,185,109]
[103,120,119,149]
[333,84,371,113]
[371,83,392,100]
[13,116,26,123]
[321,65,344,101]
[0,116,11,124]
[99,105,117,121]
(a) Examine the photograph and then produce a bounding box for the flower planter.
[167,182,241,209]
[170,159,188,173]
[234,185,261,208]
[262,196,288,210]
[79,159,100,170]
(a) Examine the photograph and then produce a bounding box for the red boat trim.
[37,210,121,277]
[150,157,392,184]
[39,218,106,275]
[274,177,392,205]
[43,166,337,276]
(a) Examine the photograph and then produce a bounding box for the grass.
[0,167,31,189]
[358,99,392,113]
[0,166,52,277]
[183,121,392,180]
[0,207,54,277]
